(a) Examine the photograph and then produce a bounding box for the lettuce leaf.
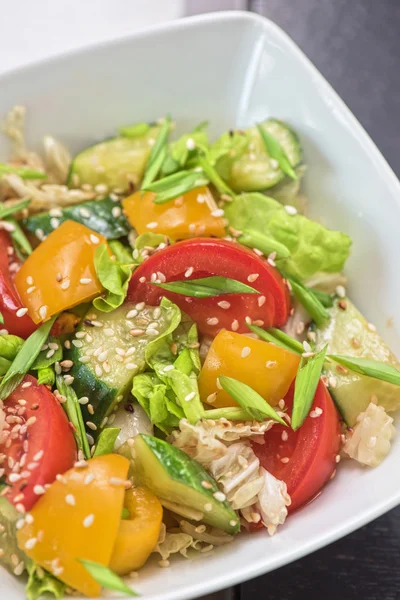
[225,193,351,280]
[0,334,24,361]
[93,244,132,312]
[26,563,65,600]
[132,299,203,428]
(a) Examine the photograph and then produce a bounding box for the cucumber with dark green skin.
[67,127,160,192]
[65,303,174,436]
[23,197,130,240]
[134,434,240,535]
[214,119,302,193]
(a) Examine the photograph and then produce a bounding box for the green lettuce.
[93,244,132,312]
[0,334,24,361]
[225,193,351,280]
[26,563,65,600]
[37,367,55,386]
[93,427,120,457]
[132,298,203,429]
[31,336,62,370]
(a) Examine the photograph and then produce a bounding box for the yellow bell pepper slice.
[15,221,106,324]
[122,186,226,240]
[198,330,300,408]
[17,455,129,597]
[109,487,163,575]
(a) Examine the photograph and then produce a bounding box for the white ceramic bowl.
[1,11,400,600]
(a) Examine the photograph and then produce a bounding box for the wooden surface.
[192,0,400,598]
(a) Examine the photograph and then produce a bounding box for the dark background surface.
[193,1,400,599]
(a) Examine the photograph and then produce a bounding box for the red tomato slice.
[0,230,36,338]
[127,238,290,336]
[252,381,341,513]
[0,375,77,511]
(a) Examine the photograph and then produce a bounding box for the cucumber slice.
[0,497,27,574]
[68,126,160,192]
[65,303,173,435]
[315,298,400,426]
[214,119,301,192]
[134,434,240,534]
[23,197,130,240]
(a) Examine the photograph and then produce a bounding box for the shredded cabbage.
[170,419,290,534]
[343,402,396,467]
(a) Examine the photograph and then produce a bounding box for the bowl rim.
[1,10,400,600]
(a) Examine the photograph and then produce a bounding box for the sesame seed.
[281,431,288,442]
[278,399,285,410]
[303,341,312,353]
[139,276,146,283]
[33,485,46,495]
[26,275,34,285]
[39,305,48,320]
[27,286,36,294]
[97,350,107,362]
[146,222,158,229]
[186,137,196,150]
[159,559,170,568]
[83,514,94,528]
[13,562,25,576]
[216,378,222,390]
[213,491,226,502]
[247,273,259,283]
[26,416,36,427]
[126,309,138,319]
[231,319,239,331]
[65,494,76,506]
[109,477,127,486]
[50,217,60,229]
[146,328,159,336]
[245,316,252,325]
[9,473,21,483]
[281,457,290,464]
[95,365,103,377]
[79,207,91,218]
[86,421,97,431]
[284,205,297,215]
[72,339,83,348]
[335,454,341,463]
[206,393,217,404]
[328,376,337,388]
[185,266,194,278]
[206,317,219,326]
[217,301,231,309]
[368,322,377,332]
[204,503,213,512]
[125,363,138,370]
[266,360,277,368]
[310,407,323,418]
[240,346,251,359]
[185,392,196,402]
[130,328,144,337]
[16,308,28,318]
[80,278,92,285]
[268,257,276,267]
[63,375,74,386]
[0,220,15,232]
[90,234,100,244]
[84,473,95,485]
[136,302,145,311]
[87,404,94,415]
[46,349,55,359]
[336,285,346,298]
[201,480,213,489]
[211,208,224,217]
[64,340,71,349]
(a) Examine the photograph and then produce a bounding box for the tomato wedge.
[127,238,290,335]
[0,230,36,338]
[0,375,77,511]
[252,381,341,513]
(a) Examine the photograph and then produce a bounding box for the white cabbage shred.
[343,402,396,467]
[169,419,291,535]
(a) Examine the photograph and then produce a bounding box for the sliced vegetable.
[93,428,120,457]
[133,434,240,534]
[256,123,297,180]
[247,324,304,354]
[199,330,299,409]
[14,221,106,323]
[315,298,400,426]
[213,119,301,192]
[291,347,327,430]
[0,496,27,574]
[218,376,287,424]
[153,275,258,298]
[23,197,130,240]
[109,487,163,575]
[0,316,57,400]
[0,230,37,338]
[66,302,175,434]
[68,126,161,192]
[0,375,76,510]
[92,244,132,312]
[78,560,137,597]
[288,278,329,326]
[225,193,352,280]
[26,562,66,600]
[122,186,226,241]
[252,381,340,512]
[142,115,171,188]
[17,455,129,597]
[144,169,209,204]
[0,164,46,179]
[127,238,290,336]
[56,375,90,459]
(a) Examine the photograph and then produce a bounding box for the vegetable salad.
[0,106,399,598]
